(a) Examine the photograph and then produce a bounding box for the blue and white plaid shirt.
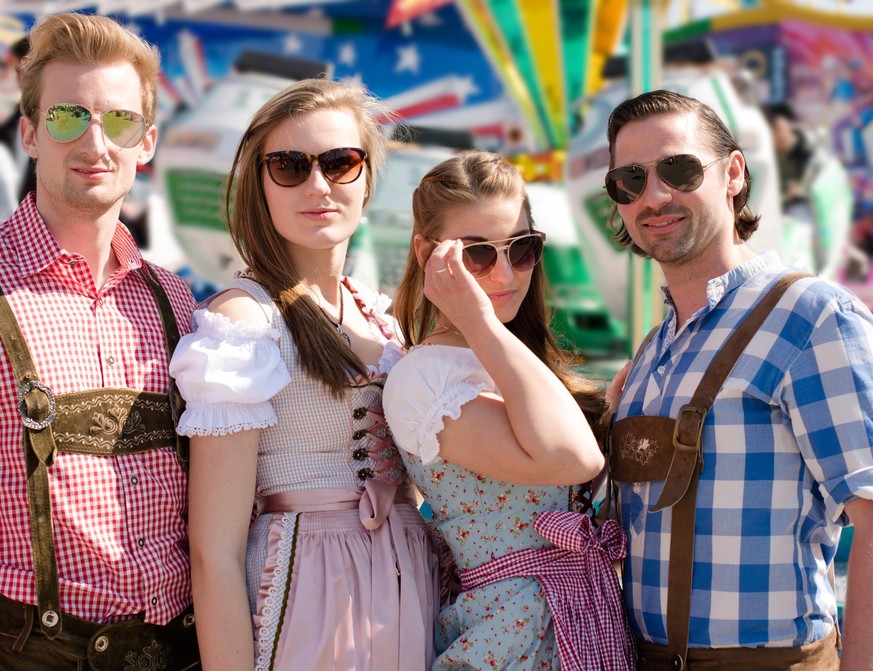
[613,251,873,648]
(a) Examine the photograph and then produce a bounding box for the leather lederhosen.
[0,264,190,646]
[605,273,838,670]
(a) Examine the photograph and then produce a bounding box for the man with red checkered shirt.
[0,13,200,670]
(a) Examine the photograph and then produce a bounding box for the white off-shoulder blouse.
[382,344,496,465]
[169,277,402,438]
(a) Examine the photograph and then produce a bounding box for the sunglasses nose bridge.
[73,111,111,149]
[490,245,517,279]
[629,164,675,204]
[473,243,515,280]
[302,156,333,191]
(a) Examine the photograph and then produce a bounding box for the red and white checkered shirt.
[0,194,196,625]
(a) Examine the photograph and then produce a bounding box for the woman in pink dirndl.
[170,79,440,671]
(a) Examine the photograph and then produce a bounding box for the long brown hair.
[392,151,606,436]
[225,78,391,396]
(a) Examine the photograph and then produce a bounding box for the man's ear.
[20,114,38,160]
[137,124,158,166]
[725,149,745,198]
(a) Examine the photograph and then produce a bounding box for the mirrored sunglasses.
[263,147,367,187]
[604,154,724,205]
[458,232,546,279]
[41,104,147,148]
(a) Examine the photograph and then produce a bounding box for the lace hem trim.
[194,308,281,344]
[416,380,486,465]
[177,420,275,437]
[255,513,298,671]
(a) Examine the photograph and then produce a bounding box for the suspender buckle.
[17,380,57,431]
[673,403,707,455]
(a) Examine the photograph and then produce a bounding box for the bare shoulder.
[206,288,270,326]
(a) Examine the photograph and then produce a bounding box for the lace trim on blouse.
[172,306,291,437]
[177,402,277,436]
[194,306,281,343]
[416,380,488,465]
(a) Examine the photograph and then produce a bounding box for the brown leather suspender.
[609,272,807,670]
[0,266,186,639]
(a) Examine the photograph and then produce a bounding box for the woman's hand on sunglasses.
[424,239,496,334]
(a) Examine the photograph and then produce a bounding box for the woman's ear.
[412,234,431,268]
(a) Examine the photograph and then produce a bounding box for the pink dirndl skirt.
[246,485,439,671]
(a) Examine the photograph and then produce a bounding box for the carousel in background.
[2,0,869,619]
[2,0,871,360]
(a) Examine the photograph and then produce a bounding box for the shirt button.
[633,483,641,495]
[97,298,105,307]
[151,597,158,606]
[130,476,138,485]
[69,259,78,266]
[352,430,366,441]
[107,355,115,365]
[353,407,367,420]
[357,467,373,481]
[657,365,665,375]
[137,538,144,547]
[352,447,368,461]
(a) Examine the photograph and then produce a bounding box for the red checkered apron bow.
[459,511,636,670]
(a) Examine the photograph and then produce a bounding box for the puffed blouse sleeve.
[169,307,292,436]
[383,346,495,465]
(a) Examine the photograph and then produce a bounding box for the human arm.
[169,289,289,671]
[782,286,873,666]
[605,361,631,418]
[419,240,604,485]
[189,430,259,671]
[838,497,873,671]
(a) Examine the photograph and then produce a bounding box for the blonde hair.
[393,151,607,437]
[226,78,392,396]
[20,12,160,126]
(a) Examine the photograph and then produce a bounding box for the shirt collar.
[661,250,782,315]
[5,192,144,280]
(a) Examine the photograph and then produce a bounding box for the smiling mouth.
[641,213,684,229]
[74,166,111,175]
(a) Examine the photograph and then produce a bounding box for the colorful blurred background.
[2,0,869,621]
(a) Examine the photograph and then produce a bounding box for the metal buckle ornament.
[17,380,56,430]
[672,403,707,454]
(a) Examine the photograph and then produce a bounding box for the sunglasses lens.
[462,244,498,278]
[45,104,91,142]
[102,109,146,148]
[656,154,705,192]
[320,148,365,184]
[508,234,544,271]
[265,152,313,187]
[605,165,647,204]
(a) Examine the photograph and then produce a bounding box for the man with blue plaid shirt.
[603,89,873,670]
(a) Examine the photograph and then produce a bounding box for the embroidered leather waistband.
[38,388,176,456]
[609,415,681,483]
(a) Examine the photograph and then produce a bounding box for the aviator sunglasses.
[604,154,724,205]
[40,104,147,148]
[263,147,367,187]
[432,232,546,279]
